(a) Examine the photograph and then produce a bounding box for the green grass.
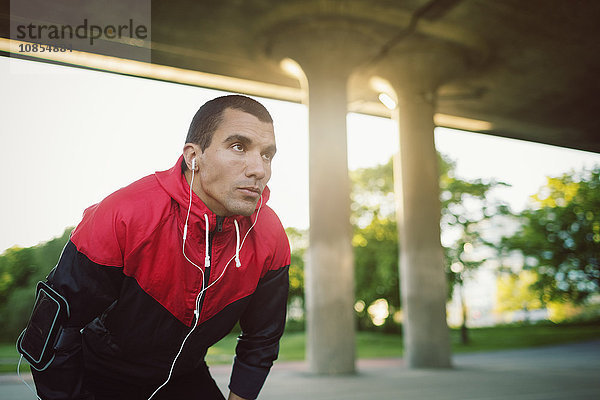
[0,341,28,374]
[450,322,600,353]
[3,322,599,373]
[215,322,600,363]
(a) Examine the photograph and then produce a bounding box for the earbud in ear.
[192,158,196,170]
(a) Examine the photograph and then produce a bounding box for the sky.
[2,56,600,254]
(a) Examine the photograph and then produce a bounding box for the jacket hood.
[154,155,270,226]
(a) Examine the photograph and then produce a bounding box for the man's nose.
[245,152,266,179]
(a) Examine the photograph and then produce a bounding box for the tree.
[285,227,307,330]
[0,228,72,340]
[353,214,400,331]
[439,155,510,343]
[501,167,600,305]
[0,247,36,305]
[495,270,544,322]
[285,227,306,302]
[350,160,400,331]
[350,154,508,337]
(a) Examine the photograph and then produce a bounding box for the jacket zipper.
[196,216,224,317]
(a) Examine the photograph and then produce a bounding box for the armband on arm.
[17,281,70,371]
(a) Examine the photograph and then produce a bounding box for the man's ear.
[183,143,201,171]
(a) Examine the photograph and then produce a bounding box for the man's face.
[194,108,276,217]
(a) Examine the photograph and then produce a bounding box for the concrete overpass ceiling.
[3,0,599,152]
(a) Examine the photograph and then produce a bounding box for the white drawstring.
[234,220,241,268]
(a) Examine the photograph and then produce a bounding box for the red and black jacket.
[32,156,290,400]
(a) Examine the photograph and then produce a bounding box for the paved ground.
[2,340,599,400]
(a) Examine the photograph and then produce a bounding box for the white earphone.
[191,158,196,170]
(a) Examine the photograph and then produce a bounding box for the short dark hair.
[182,95,273,171]
[186,94,273,149]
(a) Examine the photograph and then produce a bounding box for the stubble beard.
[227,198,258,216]
[223,190,260,217]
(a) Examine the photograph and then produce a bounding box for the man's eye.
[262,153,273,162]
[232,143,244,152]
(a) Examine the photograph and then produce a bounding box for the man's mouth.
[238,186,261,198]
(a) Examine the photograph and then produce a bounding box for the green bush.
[0,228,72,341]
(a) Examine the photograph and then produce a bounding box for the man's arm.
[29,240,123,400]
[228,265,289,400]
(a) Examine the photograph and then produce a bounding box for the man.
[20,95,290,400]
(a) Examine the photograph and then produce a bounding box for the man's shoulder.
[255,205,286,237]
[71,173,172,265]
[98,174,170,219]
[106,173,163,202]
[76,173,172,236]
[253,206,290,266]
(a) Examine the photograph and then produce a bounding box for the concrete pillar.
[391,95,452,368]
[304,63,355,375]
[267,28,380,374]
[379,40,468,368]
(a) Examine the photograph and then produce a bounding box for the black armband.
[17,281,71,371]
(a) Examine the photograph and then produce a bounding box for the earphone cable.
[149,167,263,400]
